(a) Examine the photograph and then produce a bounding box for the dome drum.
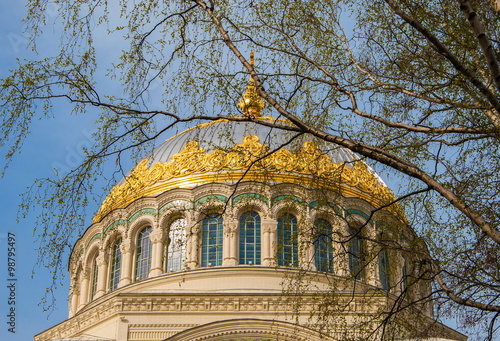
[53,179,444,338]
[37,121,466,341]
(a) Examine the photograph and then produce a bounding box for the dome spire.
[238,51,265,118]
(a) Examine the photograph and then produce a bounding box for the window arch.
[135,226,153,281]
[166,218,187,272]
[89,254,98,300]
[277,213,298,267]
[348,227,364,280]
[239,211,261,265]
[201,214,223,267]
[379,249,390,290]
[314,218,334,272]
[109,238,122,291]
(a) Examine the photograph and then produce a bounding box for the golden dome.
[94,118,396,222]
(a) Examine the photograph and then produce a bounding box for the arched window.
[314,218,333,272]
[348,228,364,280]
[89,254,98,300]
[201,214,223,267]
[379,249,390,290]
[239,211,261,265]
[109,238,122,291]
[166,218,186,272]
[135,226,153,281]
[277,213,298,267]
[402,258,409,292]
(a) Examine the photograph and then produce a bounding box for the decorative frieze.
[128,208,157,223]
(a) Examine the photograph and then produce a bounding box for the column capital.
[150,229,165,243]
[81,266,91,280]
[224,222,238,236]
[120,239,134,254]
[96,252,108,267]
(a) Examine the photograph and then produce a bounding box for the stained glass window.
[109,238,122,291]
[239,212,261,265]
[402,259,409,292]
[314,218,334,272]
[348,228,364,280]
[201,215,223,267]
[277,213,298,267]
[135,226,153,281]
[166,218,186,272]
[379,249,390,290]
[90,255,98,300]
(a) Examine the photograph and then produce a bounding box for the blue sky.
[0,2,97,340]
[0,3,162,340]
[0,2,481,340]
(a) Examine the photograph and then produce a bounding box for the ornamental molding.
[104,219,127,235]
[95,134,397,222]
[84,233,102,251]
[128,207,157,223]
[36,288,418,341]
[232,192,269,206]
[194,194,228,208]
[159,199,193,214]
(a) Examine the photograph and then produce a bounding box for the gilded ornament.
[94,134,398,222]
[238,52,265,118]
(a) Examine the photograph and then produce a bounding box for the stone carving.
[149,229,164,244]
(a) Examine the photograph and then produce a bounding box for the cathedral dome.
[36,55,466,341]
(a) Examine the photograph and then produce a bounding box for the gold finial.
[249,51,255,84]
[238,51,265,118]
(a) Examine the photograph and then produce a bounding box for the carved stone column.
[149,229,165,277]
[365,224,378,286]
[335,221,350,277]
[95,251,108,298]
[186,226,199,269]
[262,219,277,266]
[77,267,90,310]
[300,222,316,271]
[119,239,134,287]
[68,278,80,317]
[223,220,238,266]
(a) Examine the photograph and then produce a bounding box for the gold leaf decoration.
[94,135,397,222]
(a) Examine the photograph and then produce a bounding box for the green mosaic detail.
[86,233,102,248]
[104,219,127,235]
[232,193,269,206]
[309,201,343,215]
[345,208,370,221]
[159,199,191,214]
[194,194,228,208]
[128,208,157,223]
[271,195,305,206]
[375,220,389,229]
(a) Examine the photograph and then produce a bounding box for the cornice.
[36,290,387,341]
